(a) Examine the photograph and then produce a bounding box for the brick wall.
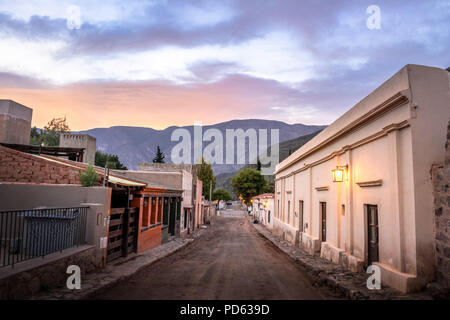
[0,145,82,184]
[138,227,162,253]
[431,119,450,296]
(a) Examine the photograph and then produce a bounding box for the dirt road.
[93,209,336,300]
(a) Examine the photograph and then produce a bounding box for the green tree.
[30,117,70,146]
[196,157,216,200]
[79,164,99,187]
[152,145,165,163]
[212,189,231,201]
[95,151,127,169]
[232,168,269,204]
[29,126,41,145]
[256,158,262,171]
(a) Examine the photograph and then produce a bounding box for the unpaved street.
[93,208,336,300]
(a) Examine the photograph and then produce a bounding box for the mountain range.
[215,130,322,198]
[80,119,326,175]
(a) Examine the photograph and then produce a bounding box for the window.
[299,200,304,232]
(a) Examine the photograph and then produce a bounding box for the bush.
[79,164,98,187]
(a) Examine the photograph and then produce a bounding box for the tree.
[196,157,216,200]
[212,189,231,202]
[30,117,70,146]
[29,126,41,145]
[95,151,127,170]
[79,164,99,187]
[232,168,269,204]
[256,158,262,171]
[152,146,165,163]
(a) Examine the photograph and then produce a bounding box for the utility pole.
[209,182,212,218]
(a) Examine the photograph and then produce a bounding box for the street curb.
[31,238,195,300]
[247,217,432,300]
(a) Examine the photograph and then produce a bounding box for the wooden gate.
[107,207,138,263]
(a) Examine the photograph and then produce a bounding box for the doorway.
[299,200,304,232]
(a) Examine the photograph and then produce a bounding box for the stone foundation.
[272,218,299,245]
[320,242,345,264]
[340,251,365,273]
[300,232,321,255]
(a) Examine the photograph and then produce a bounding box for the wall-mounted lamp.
[332,165,348,182]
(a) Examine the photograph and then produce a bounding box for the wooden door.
[320,202,326,242]
[367,205,379,265]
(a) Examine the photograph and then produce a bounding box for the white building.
[274,65,450,293]
[252,193,274,230]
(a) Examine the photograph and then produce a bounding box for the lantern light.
[332,165,348,182]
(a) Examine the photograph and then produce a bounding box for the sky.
[0,0,449,130]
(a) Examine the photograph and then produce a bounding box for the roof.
[111,170,182,191]
[252,193,274,200]
[0,143,84,157]
[275,64,448,174]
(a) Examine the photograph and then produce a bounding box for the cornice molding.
[276,91,410,174]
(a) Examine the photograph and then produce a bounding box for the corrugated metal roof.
[107,174,146,187]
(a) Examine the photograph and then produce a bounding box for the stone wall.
[0,145,82,184]
[430,119,450,296]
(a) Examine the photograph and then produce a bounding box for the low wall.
[0,245,100,299]
[138,226,162,253]
[0,184,110,299]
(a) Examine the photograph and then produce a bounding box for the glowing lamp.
[332,165,348,182]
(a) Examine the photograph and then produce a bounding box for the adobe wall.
[0,146,83,184]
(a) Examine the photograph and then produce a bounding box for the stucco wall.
[274,65,450,293]
[59,133,97,165]
[0,183,110,211]
[0,184,110,298]
[0,100,32,145]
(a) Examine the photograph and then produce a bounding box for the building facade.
[252,194,274,230]
[129,163,204,236]
[60,133,97,164]
[274,65,450,293]
[0,100,32,145]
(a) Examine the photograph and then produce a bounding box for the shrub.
[79,164,98,187]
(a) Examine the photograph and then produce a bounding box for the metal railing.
[0,207,88,268]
